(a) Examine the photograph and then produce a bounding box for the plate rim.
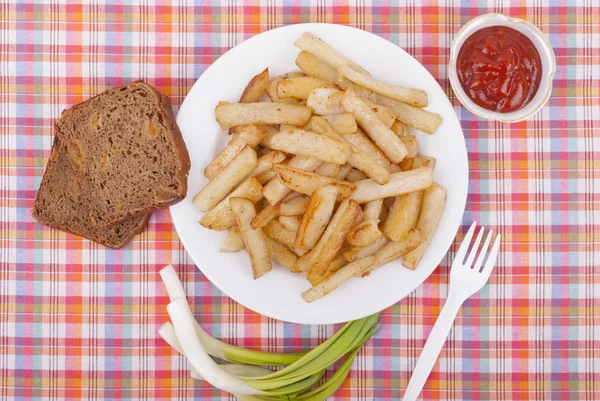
[172,23,469,325]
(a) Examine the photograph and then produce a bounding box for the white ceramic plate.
[172,23,468,325]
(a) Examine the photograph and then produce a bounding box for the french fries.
[350,168,433,204]
[375,94,443,134]
[402,183,446,270]
[338,66,428,107]
[262,128,351,165]
[220,227,245,252]
[199,177,263,231]
[274,164,356,200]
[322,113,358,135]
[267,76,299,105]
[294,32,370,76]
[204,125,267,179]
[341,89,407,163]
[240,68,269,103]
[343,236,389,262]
[197,31,447,298]
[277,77,335,100]
[295,185,338,249]
[262,155,322,205]
[265,238,300,273]
[230,197,272,278]
[345,199,383,247]
[295,51,372,98]
[297,199,361,275]
[193,146,258,211]
[215,102,312,129]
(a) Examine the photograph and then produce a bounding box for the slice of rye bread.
[55,81,191,228]
[32,138,151,249]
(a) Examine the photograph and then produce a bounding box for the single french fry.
[341,89,407,163]
[278,194,311,216]
[307,254,348,286]
[240,68,269,103]
[294,32,370,76]
[199,178,263,231]
[391,120,409,137]
[255,169,277,185]
[402,183,446,270]
[193,146,258,211]
[342,130,393,170]
[274,164,356,200]
[309,115,344,140]
[295,51,372,98]
[204,125,267,179]
[298,199,361,275]
[350,167,433,204]
[262,128,351,165]
[346,143,391,185]
[262,155,322,205]
[220,227,245,252]
[346,199,383,247]
[266,76,299,105]
[343,235,389,262]
[338,66,428,107]
[263,219,301,251]
[294,185,338,249]
[215,102,311,129]
[229,197,272,278]
[277,77,335,100]
[359,96,396,128]
[382,191,423,242]
[278,215,301,232]
[302,255,376,302]
[345,168,368,182]
[375,94,443,134]
[362,229,422,275]
[248,150,287,179]
[250,203,280,229]
[322,113,358,135]
[265,238,300,273]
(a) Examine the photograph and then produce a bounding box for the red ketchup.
[457,26,542,113]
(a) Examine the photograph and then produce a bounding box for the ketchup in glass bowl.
[449,14,555,123]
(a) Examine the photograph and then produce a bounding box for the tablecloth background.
[1,1,599,400]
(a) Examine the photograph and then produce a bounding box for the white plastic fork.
[402,221,501,401]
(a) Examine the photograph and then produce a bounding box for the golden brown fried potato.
[265,238,300,273]
[240,68,269,103]
[215,102,312,129]
[278,215,301,232]
[295,185,338,249]
[278,194,311,216]
[266,76,299,105]
[294,32,370,76]
[382,191,423,242]
[338,66,428,107]
[402,183,446,270]
[343,236,389,262]
[345,199,383,247]
[193,146,258,211]
[230,197,272,278]
[375,94,442,134]
[277,77,335,100]
[341,89,407,163]
[274,164,356,200]
[204,125,268,179]
[199,178,263,231]
[322,113,358,135]
[262,156,322,205]
[350,168,433,204]
[306,254,348,286]
[262,128,351,165]
[391,120,409,137]
[363,229,421,275]
[220,227,245,253]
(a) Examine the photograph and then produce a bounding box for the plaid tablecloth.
[1,1,599,400]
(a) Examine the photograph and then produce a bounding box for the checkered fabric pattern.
[1,1,599,400]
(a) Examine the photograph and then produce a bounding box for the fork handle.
[402,291,464,401]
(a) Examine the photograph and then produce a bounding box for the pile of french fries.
[193,32,447,303]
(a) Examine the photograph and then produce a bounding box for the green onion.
[159,265,379,400]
